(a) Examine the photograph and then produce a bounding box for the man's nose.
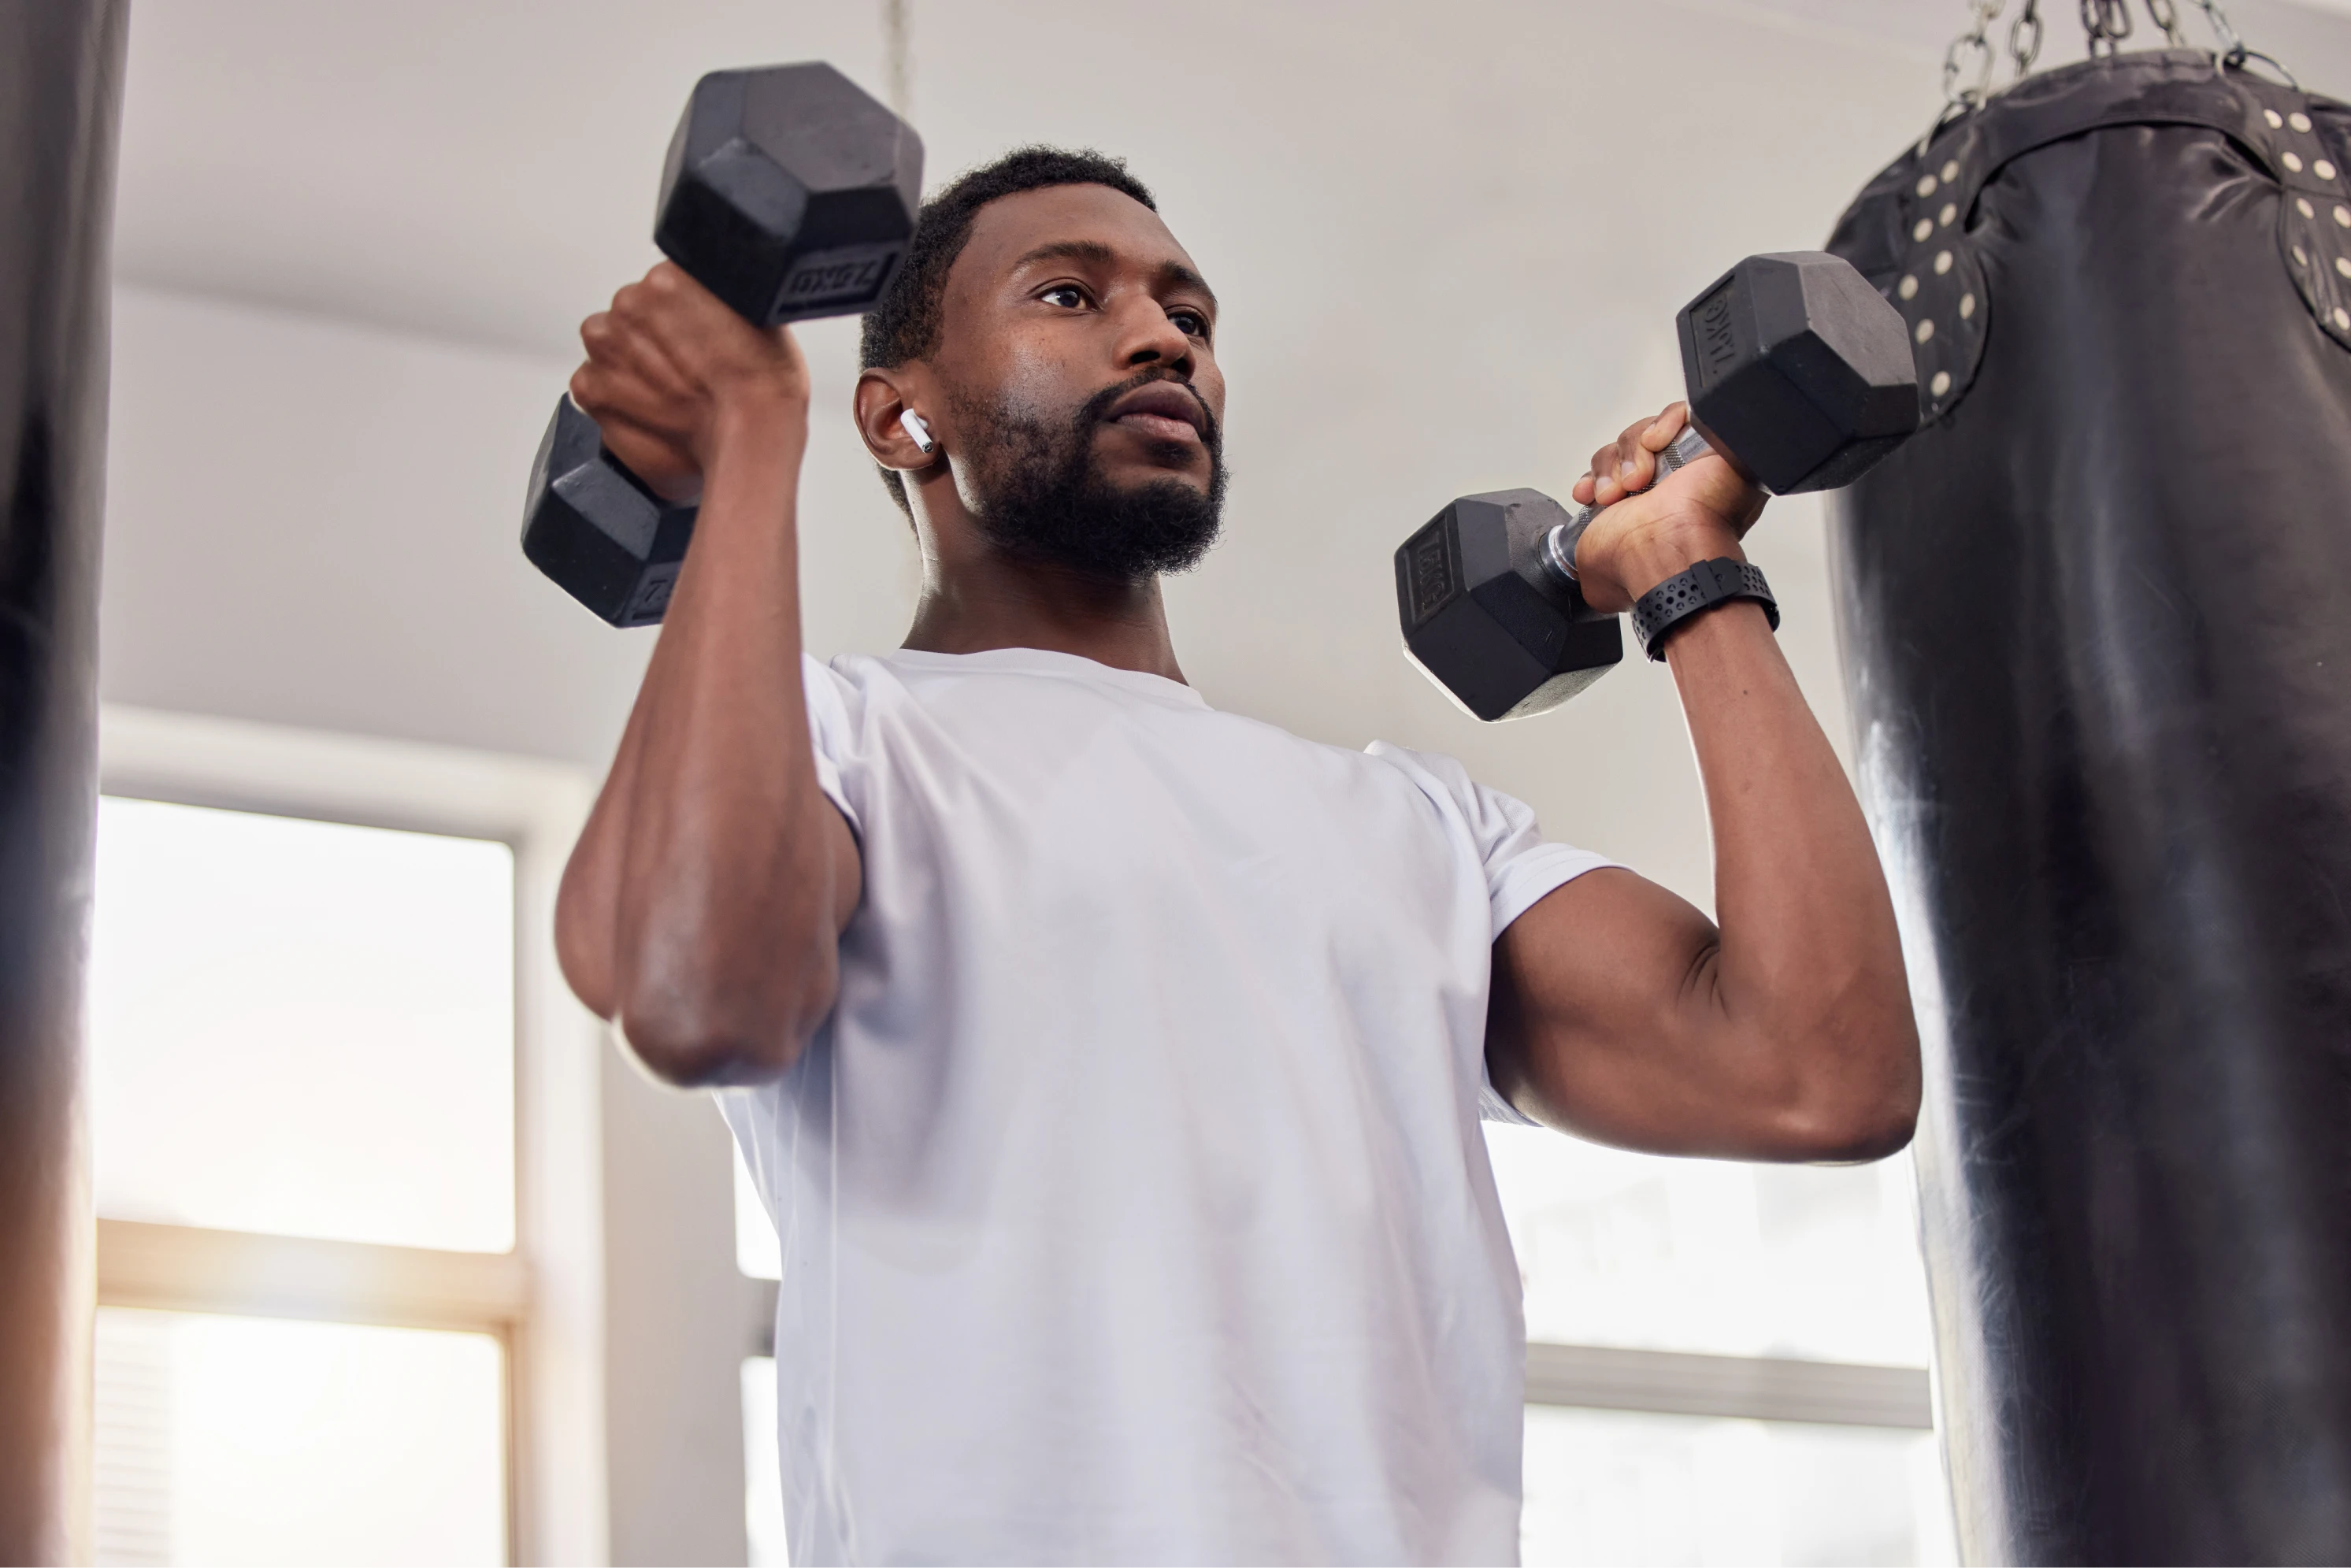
[1111,296,1194,376]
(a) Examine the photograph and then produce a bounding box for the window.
[94,1309,506,1567]
[1486,1123,1932,1364]
[736,1146,782,1281]
[738,1154,786,1566]
[1490,1122,1953,1566]
[91,797,517,1252]
[741,1356,788,1568]
[1519,1405,1950,1566]
[89,706,606,1568]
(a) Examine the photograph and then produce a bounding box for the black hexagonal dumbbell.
[1395,251,1919,721]
[523,63,923,627]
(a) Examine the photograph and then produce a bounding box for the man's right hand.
[554,261,855,1087]
[1569,402,1767,616]
[567,260,811,502]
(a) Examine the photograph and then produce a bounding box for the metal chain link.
[2190,0,2247,63]
[1943,0,2006,110]
[2187,0,2297,83]
[2010,0,2045,78]
[2082,0,2134,55]
[1929,0,2290,149]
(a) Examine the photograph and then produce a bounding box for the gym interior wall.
[0,1,131,1562]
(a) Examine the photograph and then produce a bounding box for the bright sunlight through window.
[90,796,517,1252]
[95,1308,506,1567]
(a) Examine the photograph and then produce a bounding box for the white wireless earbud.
[899,410,936,456]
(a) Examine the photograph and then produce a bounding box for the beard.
[952,371,1227,581]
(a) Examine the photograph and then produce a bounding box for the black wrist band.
[1629,557,1778,661]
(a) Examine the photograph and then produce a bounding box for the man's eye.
[1040,285,1087,309]
[1170,310,1208,338]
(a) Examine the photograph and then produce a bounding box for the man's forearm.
[1663,597,1919,1147]
[557,400,852,1084]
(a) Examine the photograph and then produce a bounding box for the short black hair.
[860,146,1157,516]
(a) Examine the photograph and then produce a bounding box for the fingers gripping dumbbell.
[523,63,924,627]
[1394,251,1919,721]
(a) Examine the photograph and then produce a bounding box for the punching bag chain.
[2011,0,2045,77]
[1948,0,2266,93]
[2190,0,2249,64]
[1944,0,2007,110]
[2186,0,2294,83]
[2082,0,2134,55]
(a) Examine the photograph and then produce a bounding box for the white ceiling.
[111,0,2351,359]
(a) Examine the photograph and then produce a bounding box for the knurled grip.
[1542,423,1711,583]
[1537,424,1716,585]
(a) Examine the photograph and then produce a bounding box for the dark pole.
[0,2,130,1560]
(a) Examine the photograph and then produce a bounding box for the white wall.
[98,287,927,770]
[98,301,1834,920]
[102,1,2351,913]
[96,0,1968,912]
[101,290,635,763]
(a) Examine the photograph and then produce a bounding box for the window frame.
[93,702,607,1567]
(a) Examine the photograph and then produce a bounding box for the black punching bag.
[1826,48,2351,1565]
[0,1,129,1560]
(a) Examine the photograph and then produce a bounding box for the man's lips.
[1103,382,1207,444]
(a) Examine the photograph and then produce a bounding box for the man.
[555,146,1919,1564]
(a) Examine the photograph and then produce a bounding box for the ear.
[855,368,941,473]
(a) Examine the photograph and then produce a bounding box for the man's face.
[928,183,1228,580]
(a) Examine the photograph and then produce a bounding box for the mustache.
[1077,370,1219,447]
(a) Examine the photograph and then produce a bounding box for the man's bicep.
[1485,866,1728,1151]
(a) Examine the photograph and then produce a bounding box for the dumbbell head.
[523,398,697,627]
[1675,251,1918,494]
[654,61,924,325]
[1396,254,1913,721]
[526,62,923,627]
[1395,488,1624,722]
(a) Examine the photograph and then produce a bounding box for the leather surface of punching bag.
[1826,49,2351,1566]
[0,2,130,1560]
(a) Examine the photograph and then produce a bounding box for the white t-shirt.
[721,647,1611,1566]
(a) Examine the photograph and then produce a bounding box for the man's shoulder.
[1359,737,1486,808]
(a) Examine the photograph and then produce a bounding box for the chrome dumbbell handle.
[1537,423,1715,584]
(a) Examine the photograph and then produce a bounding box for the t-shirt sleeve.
[801,652,860,835]
[1365,740,1619,940]
[1366,741,1620,1130]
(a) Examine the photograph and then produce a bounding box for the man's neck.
[901,550,1186,684]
